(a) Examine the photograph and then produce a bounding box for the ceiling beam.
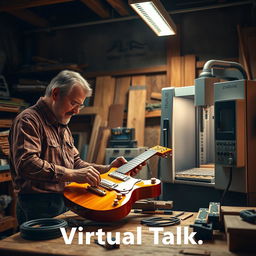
[106,0,130,16]
[0,0,74,12]
[80,0,110,18]
[7,9,49,27]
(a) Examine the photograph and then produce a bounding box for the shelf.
[0,216,17,233]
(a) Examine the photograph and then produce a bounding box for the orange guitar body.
[64,168,161,222]
[63,146,171,222]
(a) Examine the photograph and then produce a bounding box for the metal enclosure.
[160,86,214,184]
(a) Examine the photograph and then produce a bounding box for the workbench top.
[0,210,253,256]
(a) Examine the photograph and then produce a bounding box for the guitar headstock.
[150,145,172,156]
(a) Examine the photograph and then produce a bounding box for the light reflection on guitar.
[64,146,172,222]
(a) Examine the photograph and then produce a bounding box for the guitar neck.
[115,149,157,175]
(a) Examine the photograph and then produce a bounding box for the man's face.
[52,84,87,125]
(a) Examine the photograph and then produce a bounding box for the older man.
[9,70,141,225]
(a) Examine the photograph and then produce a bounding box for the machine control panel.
[215,140,236,166]
[215,100,245,167]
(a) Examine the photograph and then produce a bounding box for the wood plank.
[95,128,111,164]
[127,86,146,146]
[131,75,146,86]
[184,55,196,86]
[114,76,130,106]
[106,0,129,16]
[93,76,115,126]
[108,104,124,128]
[171,55,183,87]
[166,25,181,87]
[80,0,110,18]
[86,115,101,162]
[7,9,49,27]
[0,0,73,11]
[91,126,105,162]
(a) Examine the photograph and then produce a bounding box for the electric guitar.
[64,145,172,222]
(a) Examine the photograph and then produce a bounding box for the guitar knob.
[113,199,119,206]
[151,177,157,184]
[116,193,122,200]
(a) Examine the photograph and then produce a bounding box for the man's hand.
[129,161,146,177]
[69,166,101,186]
[109,156,127,168]
[109,156,146,177]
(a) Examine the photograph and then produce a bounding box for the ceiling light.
[129,0,176,36]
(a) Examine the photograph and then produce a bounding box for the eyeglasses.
[70,100,85,111]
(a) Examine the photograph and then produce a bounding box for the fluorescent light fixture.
[129,0,176,36]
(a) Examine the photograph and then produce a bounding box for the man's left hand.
[109,156,146,177]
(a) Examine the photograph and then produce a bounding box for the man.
[9,70,142,225]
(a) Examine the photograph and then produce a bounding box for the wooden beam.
[85,65,167,78]
[80,0,110,18]
[106,0,129,16]
[0,0,73,11]
[7,9,49,27]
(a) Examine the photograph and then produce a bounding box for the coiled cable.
[20,218,68,240]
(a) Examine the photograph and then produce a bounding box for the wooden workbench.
[0,210,253,256]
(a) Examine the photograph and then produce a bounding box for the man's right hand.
[65,166,101,186]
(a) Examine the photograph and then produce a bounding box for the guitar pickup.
[100,179,118,190]
[87,186,106,196]
[108,172,130,181]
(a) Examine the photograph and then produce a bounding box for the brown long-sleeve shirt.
[9,98,90,194]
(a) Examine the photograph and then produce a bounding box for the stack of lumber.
[0,130,9,158]
[0,98,29,113]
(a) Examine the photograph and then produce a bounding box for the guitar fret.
[116,149,156,174]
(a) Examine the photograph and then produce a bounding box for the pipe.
[199,59,248,79]
[25,0,253,34]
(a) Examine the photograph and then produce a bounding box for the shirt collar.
[36,97,65,127]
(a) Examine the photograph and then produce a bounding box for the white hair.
[45,70,92,97]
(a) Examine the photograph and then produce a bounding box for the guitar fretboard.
[116,149,157,175]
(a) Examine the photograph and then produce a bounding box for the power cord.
[220,167,233,206]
